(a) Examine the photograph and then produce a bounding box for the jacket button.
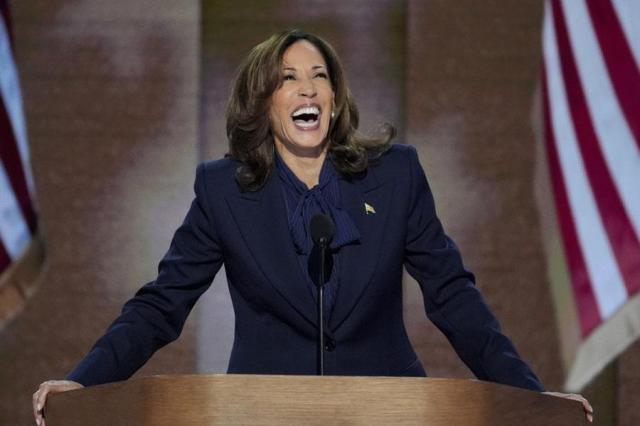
[324,338,336,352]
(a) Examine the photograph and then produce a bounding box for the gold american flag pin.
[364,202,376,215]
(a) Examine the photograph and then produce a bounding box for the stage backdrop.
[1,1,638,426]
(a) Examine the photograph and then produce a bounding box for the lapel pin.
[364,202,376,215]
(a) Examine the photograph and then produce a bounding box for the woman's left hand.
[543,391,593,423]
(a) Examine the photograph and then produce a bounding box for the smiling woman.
[32,29,592,426]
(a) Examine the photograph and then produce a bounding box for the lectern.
[45,374,586,425]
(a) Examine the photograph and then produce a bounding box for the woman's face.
[269,40,335,159]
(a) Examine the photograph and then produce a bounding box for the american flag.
[541,0,640,391]
[0,0,41,319]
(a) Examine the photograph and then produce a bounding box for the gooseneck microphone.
[310,213,335,248]
[309,214,335,376]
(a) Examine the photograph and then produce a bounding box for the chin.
[280,131,329,156]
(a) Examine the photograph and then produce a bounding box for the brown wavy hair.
[226,29,394,191]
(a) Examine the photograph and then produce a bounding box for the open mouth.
[291,105,320,129]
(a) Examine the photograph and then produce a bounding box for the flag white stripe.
[611,0,640,69]
[543,3,627,318]
[0,13,34,197]
[562,0,640,241]
[0,161,30,260]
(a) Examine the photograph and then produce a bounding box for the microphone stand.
[310,213,334,377]
[317,237,327,376]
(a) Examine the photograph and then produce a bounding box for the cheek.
[269,93,292,125]
[273,112,289,132]
[269,109,291,141]
[268,103,285,128]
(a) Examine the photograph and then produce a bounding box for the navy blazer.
[67,144,543,391]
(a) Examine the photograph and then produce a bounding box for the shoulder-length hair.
[226,29,394,191]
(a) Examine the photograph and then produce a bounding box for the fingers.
[563,393,594,422]
[543,391,593,423]
[32,380,84,426]
[33,382,49,426]
[580,396,594,423]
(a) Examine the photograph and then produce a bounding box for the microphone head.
[310,214,335,246]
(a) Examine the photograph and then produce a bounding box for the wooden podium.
[45,374,586,425]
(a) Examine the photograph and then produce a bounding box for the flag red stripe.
[0,1,36,233]
[0,102,36,232]
[0,0,13,50]
[0,239,10,272]
[541,68,601,336]
[552,0,640,295]
[585,0,640,149]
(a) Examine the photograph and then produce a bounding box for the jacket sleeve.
[402,145,544,391]
[66,163,224,386]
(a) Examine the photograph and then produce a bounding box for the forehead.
[281,40,327,68]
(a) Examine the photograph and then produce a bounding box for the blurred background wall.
[0,1,202,423]
[1,1,638,425]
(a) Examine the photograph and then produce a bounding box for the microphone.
[309,214,334,376]
[310,214,335,249]
[308,214,334,287]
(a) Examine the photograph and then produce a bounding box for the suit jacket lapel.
[225,173,318,327]
[330,169,394,330]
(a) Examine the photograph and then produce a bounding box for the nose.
[298,77,317,98]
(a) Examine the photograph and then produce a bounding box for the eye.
[283,74,295,81]
[314,72,328,79]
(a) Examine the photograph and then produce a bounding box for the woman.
[33,29,592,424]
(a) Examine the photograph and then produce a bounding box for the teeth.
[292,106,320,118]
[295,120,318,129]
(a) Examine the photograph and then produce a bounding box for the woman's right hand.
[33,380,84,425]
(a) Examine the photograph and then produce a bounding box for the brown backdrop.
[1,1,638,425]
[0,1,202,424]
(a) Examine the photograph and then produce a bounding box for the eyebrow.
[282,65,327,71]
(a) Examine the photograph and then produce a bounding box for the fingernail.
[37,403,42,411]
